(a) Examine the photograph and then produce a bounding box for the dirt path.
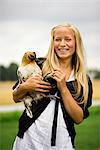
[0,100,100,112]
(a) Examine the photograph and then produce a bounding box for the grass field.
[0,106,100,150]
[0,79,100,105]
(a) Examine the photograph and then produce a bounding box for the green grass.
[75,106,100,150]
[0,111,22,150]
[0,106,100,150]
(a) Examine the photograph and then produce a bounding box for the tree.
[7,63,19,81]
[0,65,8,81]
[0,63,19,81]
[88,69,100,79]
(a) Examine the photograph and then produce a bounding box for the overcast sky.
[0,0,100,69]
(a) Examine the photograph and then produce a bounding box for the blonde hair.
[42,23,89,106]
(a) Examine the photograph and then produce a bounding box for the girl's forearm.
[13,83,27,103]
[60,87,83,124]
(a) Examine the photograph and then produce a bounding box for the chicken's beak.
[28,53,36,61]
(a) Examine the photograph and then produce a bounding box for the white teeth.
[59,49,69,51]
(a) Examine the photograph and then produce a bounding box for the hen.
[17,51,44,118]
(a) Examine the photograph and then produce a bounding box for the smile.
[58,48,69,51]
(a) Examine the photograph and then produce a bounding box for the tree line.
[0,63,18,81]
[0,62,100,81]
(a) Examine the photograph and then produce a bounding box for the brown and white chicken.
[17,51,44,118]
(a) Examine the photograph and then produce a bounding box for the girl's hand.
[52,69,67,91]
[23,75,52,93]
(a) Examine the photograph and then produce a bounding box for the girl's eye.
[65,38,71,41]
[54,38,61,42]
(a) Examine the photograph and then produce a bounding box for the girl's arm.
[53,69,84,124]
[59,85,83,124]
[13,75,52,103]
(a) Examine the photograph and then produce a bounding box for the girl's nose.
[60,39,66,46]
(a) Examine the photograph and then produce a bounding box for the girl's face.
[53,27,76,60]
